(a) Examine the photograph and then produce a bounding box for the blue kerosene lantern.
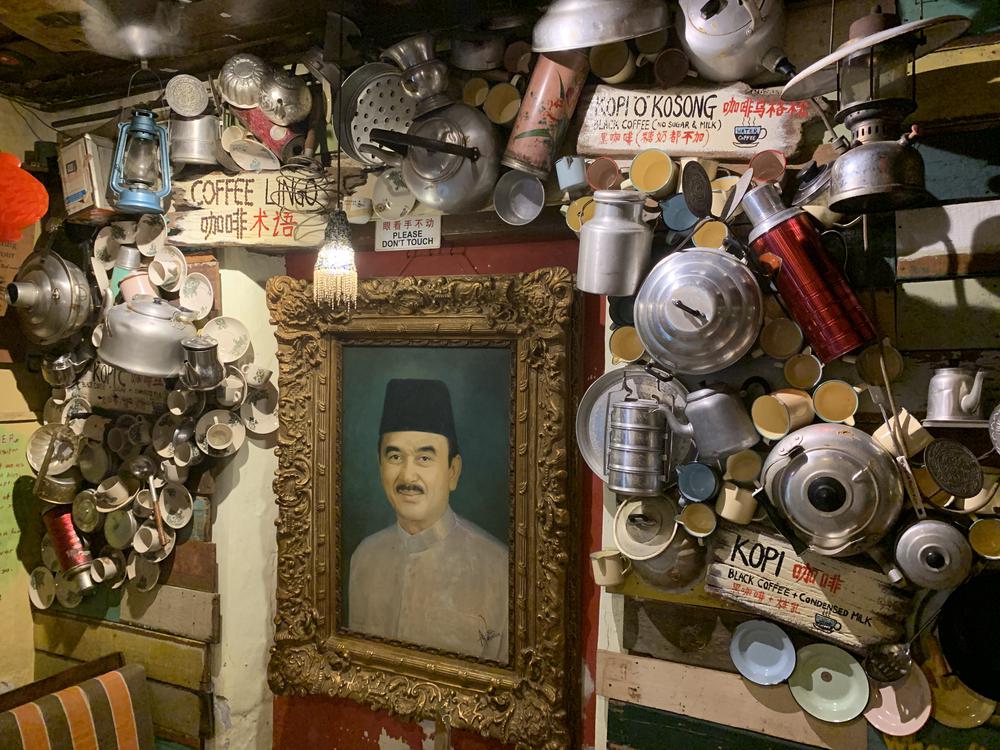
[109,108,171,214]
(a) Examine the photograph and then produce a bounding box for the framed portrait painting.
[266,269,579,749]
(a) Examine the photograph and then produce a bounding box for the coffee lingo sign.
[705,523,911,650]
[577,83,813,160]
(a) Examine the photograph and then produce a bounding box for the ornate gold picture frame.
[266,269,579,749]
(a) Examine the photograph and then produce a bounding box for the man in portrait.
[348,378,509,662]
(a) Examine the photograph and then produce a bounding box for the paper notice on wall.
[0,422,40,688]
[375,216,442,251]
[0,232,35,316]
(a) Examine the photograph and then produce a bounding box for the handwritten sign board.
[705,523,911,651]
[577,83,814,161]
[68,361,166,416]
[0,233,34,316]
[375,217,442,251]
[0,422,39,686]
[168,172,331,248]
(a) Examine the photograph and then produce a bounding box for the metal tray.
[334,62,416,167]
[576,365,692,485]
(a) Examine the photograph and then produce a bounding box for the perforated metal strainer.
[335,62,416,167]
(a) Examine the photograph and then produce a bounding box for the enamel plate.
[201,316,251,363]
[729,620,796,686]
[864,665,932,736]
[789,643,870,723]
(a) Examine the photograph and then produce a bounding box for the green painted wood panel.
[898,0,1000,37]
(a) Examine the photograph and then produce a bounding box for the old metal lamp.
[109,108,172,214]
[781,10,969,214]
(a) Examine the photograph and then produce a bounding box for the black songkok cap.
[378,379,459,454]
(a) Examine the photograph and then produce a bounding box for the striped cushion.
[0,665,154,750]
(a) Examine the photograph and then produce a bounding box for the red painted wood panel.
[275,239,604,750]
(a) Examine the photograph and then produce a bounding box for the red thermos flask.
[742,184,875,363]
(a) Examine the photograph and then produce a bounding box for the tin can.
[502,51,589,178]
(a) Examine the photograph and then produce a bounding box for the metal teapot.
[361,102,499,214]
[926,367,986,424]
[97,295,196,379]
[663,383,759,460]
[761,424,903,557]
[180,335,225,391]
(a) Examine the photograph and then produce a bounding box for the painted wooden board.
[609,569,746,612]
[897,277,1000,350]
[577,83,814,160]
[896,199,1000,279]
[705,523,911,651]
[34,651,207,746]
[120,584,220,643]
[168,171,331,248]
[67,360,166,415]
[597,650,868,748]
[33,611,211,691]
[623,599,755,672]
[159,540,217,593]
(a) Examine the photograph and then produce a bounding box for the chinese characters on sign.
[705,524,911,650]
[168,173,331,247]
[375,216,442,252]
[577,83,813,160]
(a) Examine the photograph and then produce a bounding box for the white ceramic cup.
[873,408,934,458]
[133,524,163,554]
[589,41,636,84]
[217,373,244,406]
[716,481,758,525]
[96,476,136,507]
[148,257,181,288]
[590,549,632,586]
[609,326,646,364]
[220,125,247,151]
[784,349,823,389]
[342,195,373,224]
[677,503,717,544]
[462,77,490,108]
[752,389,815,441]
[128,418,152,446]
[118,270,156,302]
[133,488,156,518]
[484,83,521,126]
[168,388,200,416]
[162,459,189,484]
[91,556,121,583]
[206,423,233,452]
[628,149,677,198]
[105,427,128,456]
[723,449,763,484]
[754,318,803,360]
[241,363,272,388]
[812,380,861,425]
[174,440,202,467]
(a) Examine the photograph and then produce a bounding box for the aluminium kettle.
[926,367,986,423]
[663,383,759,460]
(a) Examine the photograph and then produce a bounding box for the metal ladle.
[127,455,167,547]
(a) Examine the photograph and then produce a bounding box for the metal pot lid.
[634,249,763,375]
[409,116,464,181]
[613,496,678,561]
[781,15,970,101]
[576,365,691,483]
[762,425,903,554]
[895,519,971,590]
[126,294,183,321]
[924,439,983,499]
[533,0,670,52]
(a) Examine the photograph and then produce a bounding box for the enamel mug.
[555,155,588,194]
[590,549,631,586]
[752,389,815,441]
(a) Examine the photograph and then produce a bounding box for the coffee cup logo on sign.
[733,125,768,148]
[814,613,843,633]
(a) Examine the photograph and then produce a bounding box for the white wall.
[0,98,56,156]
[208,248,283,749]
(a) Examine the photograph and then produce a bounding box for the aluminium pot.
[362,103,499,214]
[761,424,903,557]
[97,295,197,379]
[170,113,220,166]
[577,191,652,296]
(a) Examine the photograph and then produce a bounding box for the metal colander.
[335,62,415,167]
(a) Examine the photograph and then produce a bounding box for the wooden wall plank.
[897,277,1000,350]
[33,611,210,691]
[608,570,746,612]
[119,585,220,643]
[597,650,868,749]
[34,651,206,746]
[896,199,1000,279]
[159,541,218,594]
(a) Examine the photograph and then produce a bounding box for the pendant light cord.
[335,0,344,205]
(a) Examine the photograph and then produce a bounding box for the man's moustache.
[395,483,423,494]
